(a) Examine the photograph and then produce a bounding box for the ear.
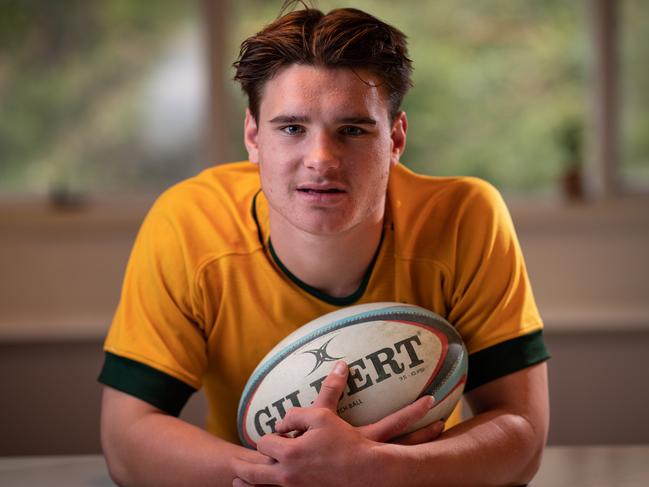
[389,111,408,166]
[244,108,260,163]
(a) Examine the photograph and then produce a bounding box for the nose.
[304,131,341,172]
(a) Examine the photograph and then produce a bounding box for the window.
[0,0,205,196]
[1,1,644,201]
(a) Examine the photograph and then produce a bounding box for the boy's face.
[244,64,407,237]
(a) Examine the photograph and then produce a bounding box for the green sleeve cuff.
[465,330,549,392]
[98,352,196,416]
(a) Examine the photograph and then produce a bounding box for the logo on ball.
[302,336,344,376]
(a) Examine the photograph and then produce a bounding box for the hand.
[277,361,445,445]
[231,361,444,486]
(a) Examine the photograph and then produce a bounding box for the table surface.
[1,445,648,486]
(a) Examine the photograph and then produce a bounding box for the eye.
[280,125,305,135]
[339,126,366,136]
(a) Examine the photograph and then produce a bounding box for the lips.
[296,183,346,194]
[295,183,348,205]
[297,187,345,195]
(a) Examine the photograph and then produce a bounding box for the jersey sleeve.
[445,179,549,391]
[98,201,208,415]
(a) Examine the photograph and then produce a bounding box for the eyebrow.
[268,115,377,125]
[339,116,377,126]
[268,115,309,124]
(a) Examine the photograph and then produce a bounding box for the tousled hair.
[233,3,413,121]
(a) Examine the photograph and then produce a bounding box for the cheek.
[259,159,293,196]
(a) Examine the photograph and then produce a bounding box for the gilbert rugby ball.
[237,302,468,448]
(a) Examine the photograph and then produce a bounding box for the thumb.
[312,361,348,410]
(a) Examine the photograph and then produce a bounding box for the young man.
[99,5,549,486]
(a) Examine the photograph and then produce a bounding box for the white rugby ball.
[237,302,468,448]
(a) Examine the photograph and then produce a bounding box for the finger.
[360,395,435,442]
[256,432,293,460]
[275,406,331,434]
[312,361,348,410]
[393,420,445,445]
[239,448,276,465]
[231,457,280,486]
[232,479,273,487]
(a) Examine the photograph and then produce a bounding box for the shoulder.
[156,161,260,212]
[388,164,515,264]
[390,163,501,204]
[143,161,262,260]
[389,164,507,228]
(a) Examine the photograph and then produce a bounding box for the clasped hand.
[231,361,444,487]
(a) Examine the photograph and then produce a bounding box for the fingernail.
[427,395,436,409]
[334,361,347,375]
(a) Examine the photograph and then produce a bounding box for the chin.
[296,217,354,236]
[301,224,349,236]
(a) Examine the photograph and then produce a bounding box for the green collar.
[251,189,383,306]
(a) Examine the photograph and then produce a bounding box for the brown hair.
[233,4,413,121]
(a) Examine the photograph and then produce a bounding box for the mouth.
[295,183,348,205]
[296,184,347,195]
[297,188,345,195]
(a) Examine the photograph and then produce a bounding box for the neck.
[269,219,384,299]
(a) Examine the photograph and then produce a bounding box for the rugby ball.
[237,302,468,448]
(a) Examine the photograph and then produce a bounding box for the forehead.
[258,64,390,120]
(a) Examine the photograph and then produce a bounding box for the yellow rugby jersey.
[99,161,548,444]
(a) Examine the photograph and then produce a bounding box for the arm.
[101,367,440,487]
[100,386,271,487]
[232,361,549,487]
[381,361,549,486]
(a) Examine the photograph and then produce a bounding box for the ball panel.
[240,304,462,399]
[422,340,468,400]
[405,378,466,433]
[248,303,459,377]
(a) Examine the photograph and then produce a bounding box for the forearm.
[378,409,545,487]
[104,412,255,487]
[100,387,261,487]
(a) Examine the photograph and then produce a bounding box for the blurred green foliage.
[230,0,593,195]
[0,0,646,194]
[0,0,192,192]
